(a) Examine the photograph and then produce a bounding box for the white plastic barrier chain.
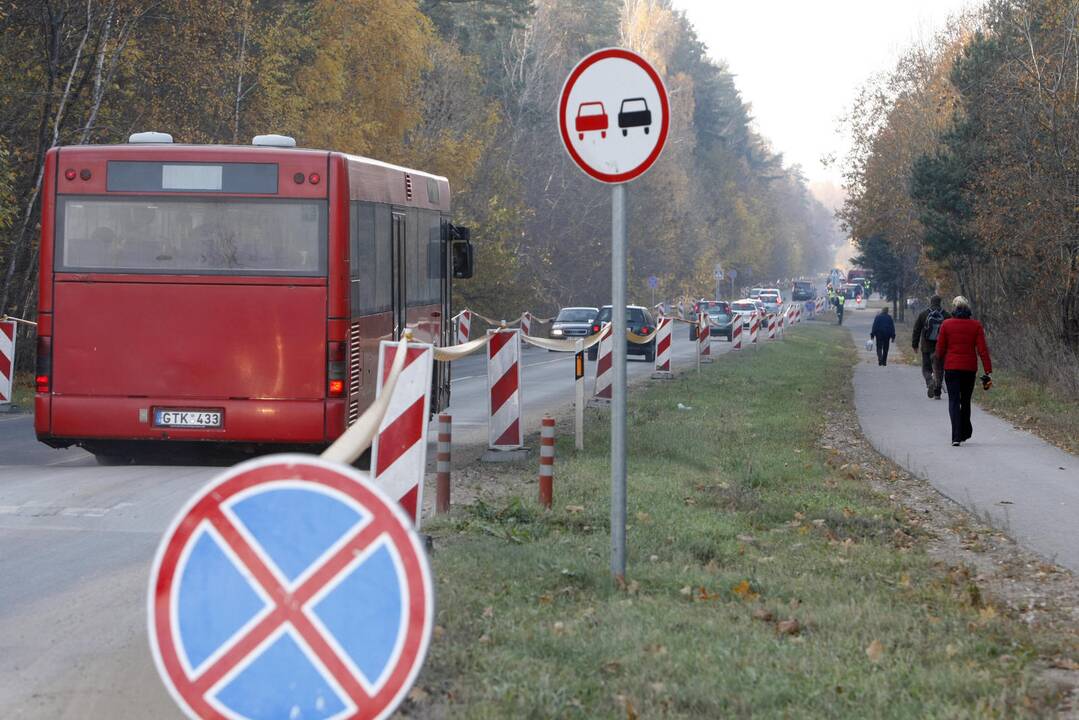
[593,322,615,400]
[369,340,434,528]
[487,328,523,450]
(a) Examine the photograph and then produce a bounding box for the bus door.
[392,211,407,339]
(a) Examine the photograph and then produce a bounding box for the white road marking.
[0,500,134,518]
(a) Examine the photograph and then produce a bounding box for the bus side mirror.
[450,225,474,279]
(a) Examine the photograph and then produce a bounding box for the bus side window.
[350,201,377,313]
[374,204,392,312]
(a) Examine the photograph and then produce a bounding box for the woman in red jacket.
[935,296,992,446]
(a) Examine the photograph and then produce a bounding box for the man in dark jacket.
[911,295,950,398]
[870,306,896,366]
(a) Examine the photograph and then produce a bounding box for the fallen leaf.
[627,580,640,595]
[408,686,430,703]
[842,506,855,518]
[979,605,997,621]
[752,607,775,622]
[538,594,553,605]
[899,573,911,588]
[552,621,566,635]
[945,643,959,658]
[866,639,885,663]
[649,682,666,693]
[479,633,491,644]
[636,511,652,524]
[565,505,585,514]
[649,554,660,563]
[482,606,494,618]
[602,660,623,675]
[731,580,759,601]
[644,643,668,656]
[679,585,693,597]
[776,619,801,636]
[433,625,445,640]
[1051,657,1079,671]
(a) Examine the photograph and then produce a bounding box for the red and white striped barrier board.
[593,322,615,400]
[732,317,743,350]
[456,309,472,345]
[371,340,435,527]
[768,313,777,340]
[653,317,673,374]
[0,320,14,406]
[539,416,555,509]
[699,313,712,360]
[794,306,802,324]
[521,311,533,337]
[488,329,523,449]
[750,312,760,344]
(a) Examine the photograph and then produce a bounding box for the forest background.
[840,0,1079,394]
[0,0,844,370]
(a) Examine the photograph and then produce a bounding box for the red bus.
[34,134,473,463]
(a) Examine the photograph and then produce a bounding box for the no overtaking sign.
[559,48,670,183]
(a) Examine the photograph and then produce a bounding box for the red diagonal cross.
[189,507,395,710]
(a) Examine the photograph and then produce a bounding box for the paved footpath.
[845,309,1079,573]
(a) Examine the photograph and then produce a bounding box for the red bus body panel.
[36,143,454,452]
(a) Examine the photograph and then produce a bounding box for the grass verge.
[6,370,33,411]
[415,324,1067,718]
[973,370,1079,455]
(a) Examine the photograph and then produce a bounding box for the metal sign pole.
[611,183,627,582]
[575,338,585,451]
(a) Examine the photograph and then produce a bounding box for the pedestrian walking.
[935,296,992,446]
[870,306,896,366]
[836,293,845,325]
[911,295,950,399]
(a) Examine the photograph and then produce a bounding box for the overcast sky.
[670,0,975,187]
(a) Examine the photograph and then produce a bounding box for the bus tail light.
[327,341,346,397]
[64,169,77,181]
[35,336,52,393]
[308,172,321,185]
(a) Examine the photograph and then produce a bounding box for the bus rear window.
[56,197,326,275]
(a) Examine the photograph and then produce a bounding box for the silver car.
[549,306,599,339]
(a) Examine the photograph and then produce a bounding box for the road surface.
[0,322,739,718]
[847,309,1079,573]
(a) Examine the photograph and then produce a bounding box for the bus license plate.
[153,409,223,428]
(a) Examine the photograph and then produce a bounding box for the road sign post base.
[650,371,674,380]
[587,397,612,409]
[481,448,531,463]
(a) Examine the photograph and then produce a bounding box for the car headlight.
[551,328,564,336]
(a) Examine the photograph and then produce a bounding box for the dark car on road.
[688,300,734,342]
[618,98,652,136]
[549,306,599,340]
[791,280,816,301]
[587,305,656,362]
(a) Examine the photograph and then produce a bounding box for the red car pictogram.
[575,102,609,140]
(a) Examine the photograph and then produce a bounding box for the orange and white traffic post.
[699,312,713,363]
[456,309,472,344]
[539,416,555,509]
[651,317,673,379]
[487,328,523,450]
[593,322,615,400]
[0,320,14,408]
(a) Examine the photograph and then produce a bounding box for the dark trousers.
[944,370,976,443]
[921,349,943,395]
[875,338,891,365]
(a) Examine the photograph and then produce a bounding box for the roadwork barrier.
[539,416,555,509]
[487,328,523,451]
[0,319,15,407]
[437,414,451,514]
[593,323,615,400]
[651,317,673,378]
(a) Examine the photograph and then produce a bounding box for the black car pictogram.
[618,98,652,136]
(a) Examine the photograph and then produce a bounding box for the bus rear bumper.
[38,395,331,446]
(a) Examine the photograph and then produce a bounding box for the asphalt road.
[848,310,1079,573]
[0,321,739,718]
